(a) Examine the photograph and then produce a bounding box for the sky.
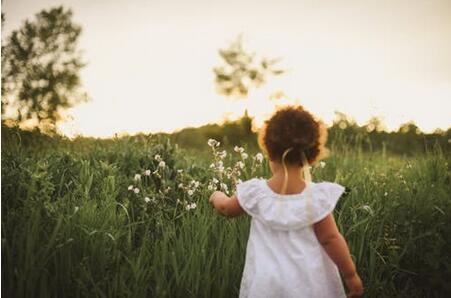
[3,0,451,137]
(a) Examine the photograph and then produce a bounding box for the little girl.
[209,106,363,298]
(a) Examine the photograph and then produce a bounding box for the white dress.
[236,178,347,298]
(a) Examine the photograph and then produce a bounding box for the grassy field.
[2,128,450,297]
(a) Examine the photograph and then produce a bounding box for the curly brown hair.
[258,105,328,166]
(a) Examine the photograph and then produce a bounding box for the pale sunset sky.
[3,0,451,137]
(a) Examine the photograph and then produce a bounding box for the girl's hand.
[345,273,363,297]
[209,191,224,206]
[208,191,245,217]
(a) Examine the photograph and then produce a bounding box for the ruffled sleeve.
[308,182,345,224]
[236,179,345,230]
[236,178,265,217]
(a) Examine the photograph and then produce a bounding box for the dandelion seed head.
[144,169,151,176]
[134,174,141,181]
[134,188,140,194]
[158,161,166,168]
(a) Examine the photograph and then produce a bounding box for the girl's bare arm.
[209,191,245,217]
[314,214,363,297]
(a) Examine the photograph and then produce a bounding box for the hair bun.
[259,105,327,166]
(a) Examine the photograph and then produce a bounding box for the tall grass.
[2,131,450,297]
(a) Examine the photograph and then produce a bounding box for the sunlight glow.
[3,0,451,138]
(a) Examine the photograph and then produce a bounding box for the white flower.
[74,206,79,213]
[218,150,227,159]
[144,169,151,176]
[177,199,181,204]
[128,185,134,191]
[177,169,183,174]
[212,178,219,184]
[134,174,141,181]
[209,163,215,169]
[319,161,326,168]
[208,184,214,191]
[144,197,151,203]
[187,189,194,196]
[194,181,200,188]
[134,188,140,194]
[207,139,220,147]
[237,179,243,184]
[220,183,228,192]
[241,152,248,160]
[178,183,184,189]
[154,154,162,162]
[234,146,244,153]
[384,192,388,197]
[236,161,245,169]
[255,153,264,163]
[185,202,197,210]
[158,161,166,168]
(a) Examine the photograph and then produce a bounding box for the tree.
[364,116,386,133]
[213,36,285,98]
[398,122,421,135]
[1,6,88,131]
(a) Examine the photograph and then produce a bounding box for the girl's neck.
[268,165,306,195]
